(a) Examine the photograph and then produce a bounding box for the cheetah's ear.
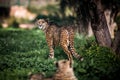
[45,18,50,23]
[55,62,59,68]
[54,61,59,68]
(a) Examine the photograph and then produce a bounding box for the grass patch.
[0,28,120,80]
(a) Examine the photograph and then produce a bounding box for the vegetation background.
[0,0,120,80]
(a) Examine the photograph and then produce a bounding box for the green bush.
[0,28,120,80]
[74,44,120,80]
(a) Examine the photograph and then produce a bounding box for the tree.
[60,0,120,54]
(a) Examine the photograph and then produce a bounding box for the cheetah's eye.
[42,21,45,23]
[63,61,66,63]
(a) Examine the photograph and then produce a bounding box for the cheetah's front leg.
[46,35,54,59]
[49,46,54,59]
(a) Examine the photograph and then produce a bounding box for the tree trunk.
[90,0,112,47]
[112,30,120,55]
[112,20,120,55]
[104,9,117,39]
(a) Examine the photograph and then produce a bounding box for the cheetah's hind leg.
[68,30,84,61]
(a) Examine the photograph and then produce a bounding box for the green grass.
[0,28,55,80]
[0,28,120,80]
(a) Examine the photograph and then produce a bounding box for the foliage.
[0,28,120,80]
[0,28,55,80]
[115,16,120,24]
[28,3,76,26]
[74,45,120,80]
[4,16,32,28]
[59,0,120,22]
[28,4,60,16]
[5,17,19,27]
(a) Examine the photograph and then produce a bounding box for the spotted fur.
[29,73,52,80]
[29,60,77,80]
[53,59,77,80]
[36,19,83,64]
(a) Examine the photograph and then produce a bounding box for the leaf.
[78,68,87,73]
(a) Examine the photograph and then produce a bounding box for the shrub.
[74,44,120,80]
[0,28,120,80]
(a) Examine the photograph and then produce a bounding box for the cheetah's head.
[55,60,73,72]
[35,19,48,30]
[29,73,44,80]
